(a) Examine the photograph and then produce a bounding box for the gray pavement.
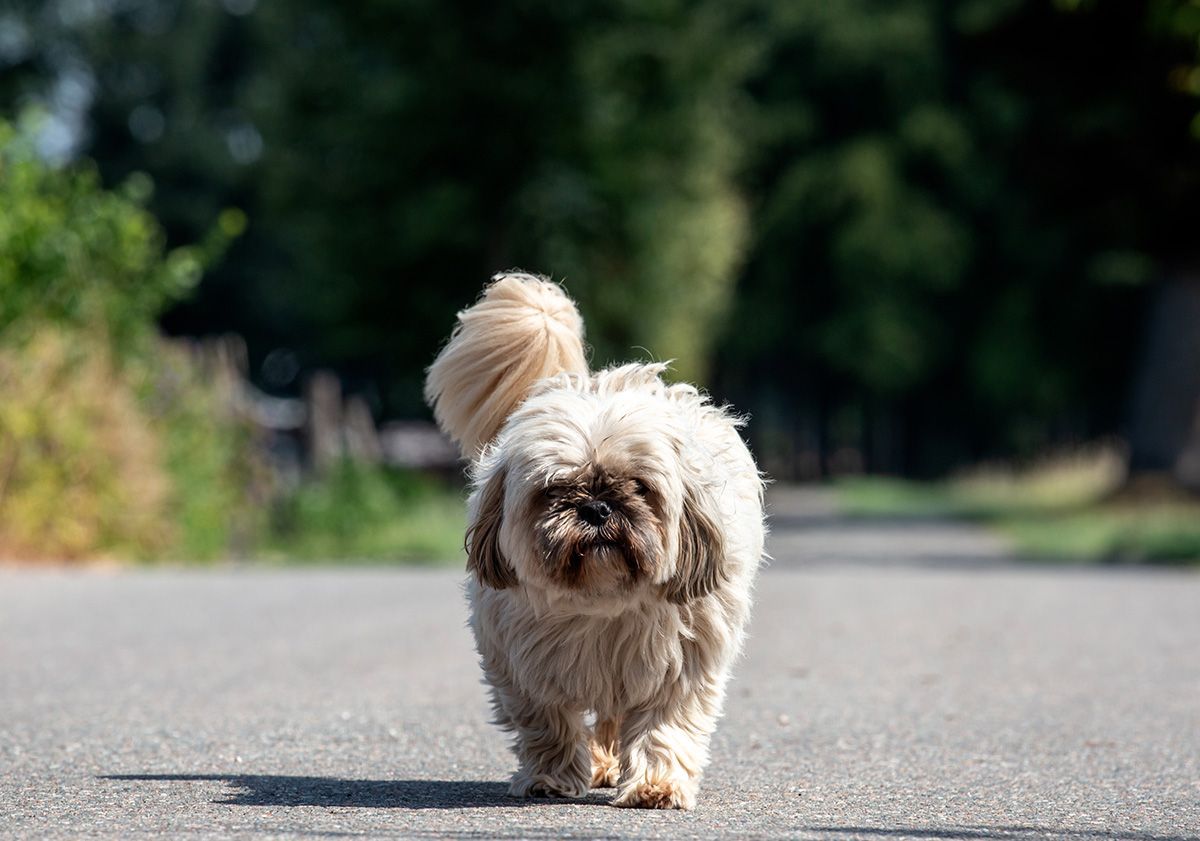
[2,489,1198,840]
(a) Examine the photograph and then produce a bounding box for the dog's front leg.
[613,688,719,810]
[499,689,591,799]
[590,717,621,788]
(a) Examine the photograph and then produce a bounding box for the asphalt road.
[2,489,1199,840]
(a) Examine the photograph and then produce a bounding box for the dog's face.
[530,459,662,595]
[466,382,726,604]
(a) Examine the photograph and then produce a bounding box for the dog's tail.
[424,272,588,458]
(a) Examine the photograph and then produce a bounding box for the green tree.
[2,0,761,403]
[0,114,212,352]
[718,0,1198,476]
[1151,0,1200,134]
[7,0,1199,478]
[507,2,759,382]
[246,0,760,389]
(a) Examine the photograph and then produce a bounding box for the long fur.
[466,466,515,589]
[425,272,588,458]
[426,277,765,811]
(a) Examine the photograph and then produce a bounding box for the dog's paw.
[508,771,589,800]
[613,777,696,810]
[590,757,620,788]
[589,743,620,788]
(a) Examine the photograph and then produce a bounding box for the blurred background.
[1,0,1198,565]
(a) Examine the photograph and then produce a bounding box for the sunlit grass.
[1000,505,1200,562]
[836,444,1200,564]
[258,463,466,565]
[949,444,1126,516]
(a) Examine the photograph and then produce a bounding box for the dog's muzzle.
[578,499,613,526]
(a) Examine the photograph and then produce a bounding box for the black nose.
[578,499,613,526]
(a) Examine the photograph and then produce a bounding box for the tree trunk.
[305,370,343,475]
[1126,276,1200,491]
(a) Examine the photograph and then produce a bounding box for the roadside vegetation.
[262,464,465,564]
[837,445,1200,564]
[0,115,253,562]
[0,117,465,565]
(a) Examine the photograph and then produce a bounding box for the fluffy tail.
[424,272,588,458]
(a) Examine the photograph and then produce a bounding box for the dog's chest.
[512,607,683,714]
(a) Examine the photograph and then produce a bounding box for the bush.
[0,115,463,564]
[139,341,271,560]
[0,115,256,561]
[0,329,173,560]
[0,116,216,354]
[263,463,465,563]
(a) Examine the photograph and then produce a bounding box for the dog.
[424,273,764,810]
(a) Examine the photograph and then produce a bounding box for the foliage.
[837,445,1200,563]
[721,0,1198,475]
[1150,0,1200,135]
[0,0,757,398]
[262,463,465,563]
[238,0,761,387]
[0,116,202,353]
[0,328,173,560]
[0,329,266,561]
[839,444,1126,516]
[1001,505,1200,563]
[139,342,270,560]
[0,116,256,561]
[505,2,757,382]
[3,0,1199,477]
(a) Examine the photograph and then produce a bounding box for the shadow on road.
[101,774,610,809]
[804,826,1198,841]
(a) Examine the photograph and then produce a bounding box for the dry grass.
[0,327,268,562]
[0,329,173,560]
[948,442,1127,515]
[837,443,1200,564]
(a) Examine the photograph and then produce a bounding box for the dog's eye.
[544,485,568,500]
[632,479,650,497]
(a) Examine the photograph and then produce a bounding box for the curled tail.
[424,272,588,458]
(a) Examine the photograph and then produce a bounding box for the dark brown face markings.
[533,464,662,592]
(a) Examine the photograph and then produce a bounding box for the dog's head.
[465,367,727,605]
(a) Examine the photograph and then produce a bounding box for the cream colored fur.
[424,272,588,458]
[425,273,765,810]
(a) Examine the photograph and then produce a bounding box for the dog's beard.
[532,485,662,594]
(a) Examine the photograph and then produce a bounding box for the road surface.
[2,488,1198,839]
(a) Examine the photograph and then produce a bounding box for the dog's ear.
[466,468,516,589]
[665,485,727,604]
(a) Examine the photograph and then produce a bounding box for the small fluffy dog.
[425,273,764,810]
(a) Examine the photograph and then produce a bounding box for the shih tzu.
[424,273,764,810]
